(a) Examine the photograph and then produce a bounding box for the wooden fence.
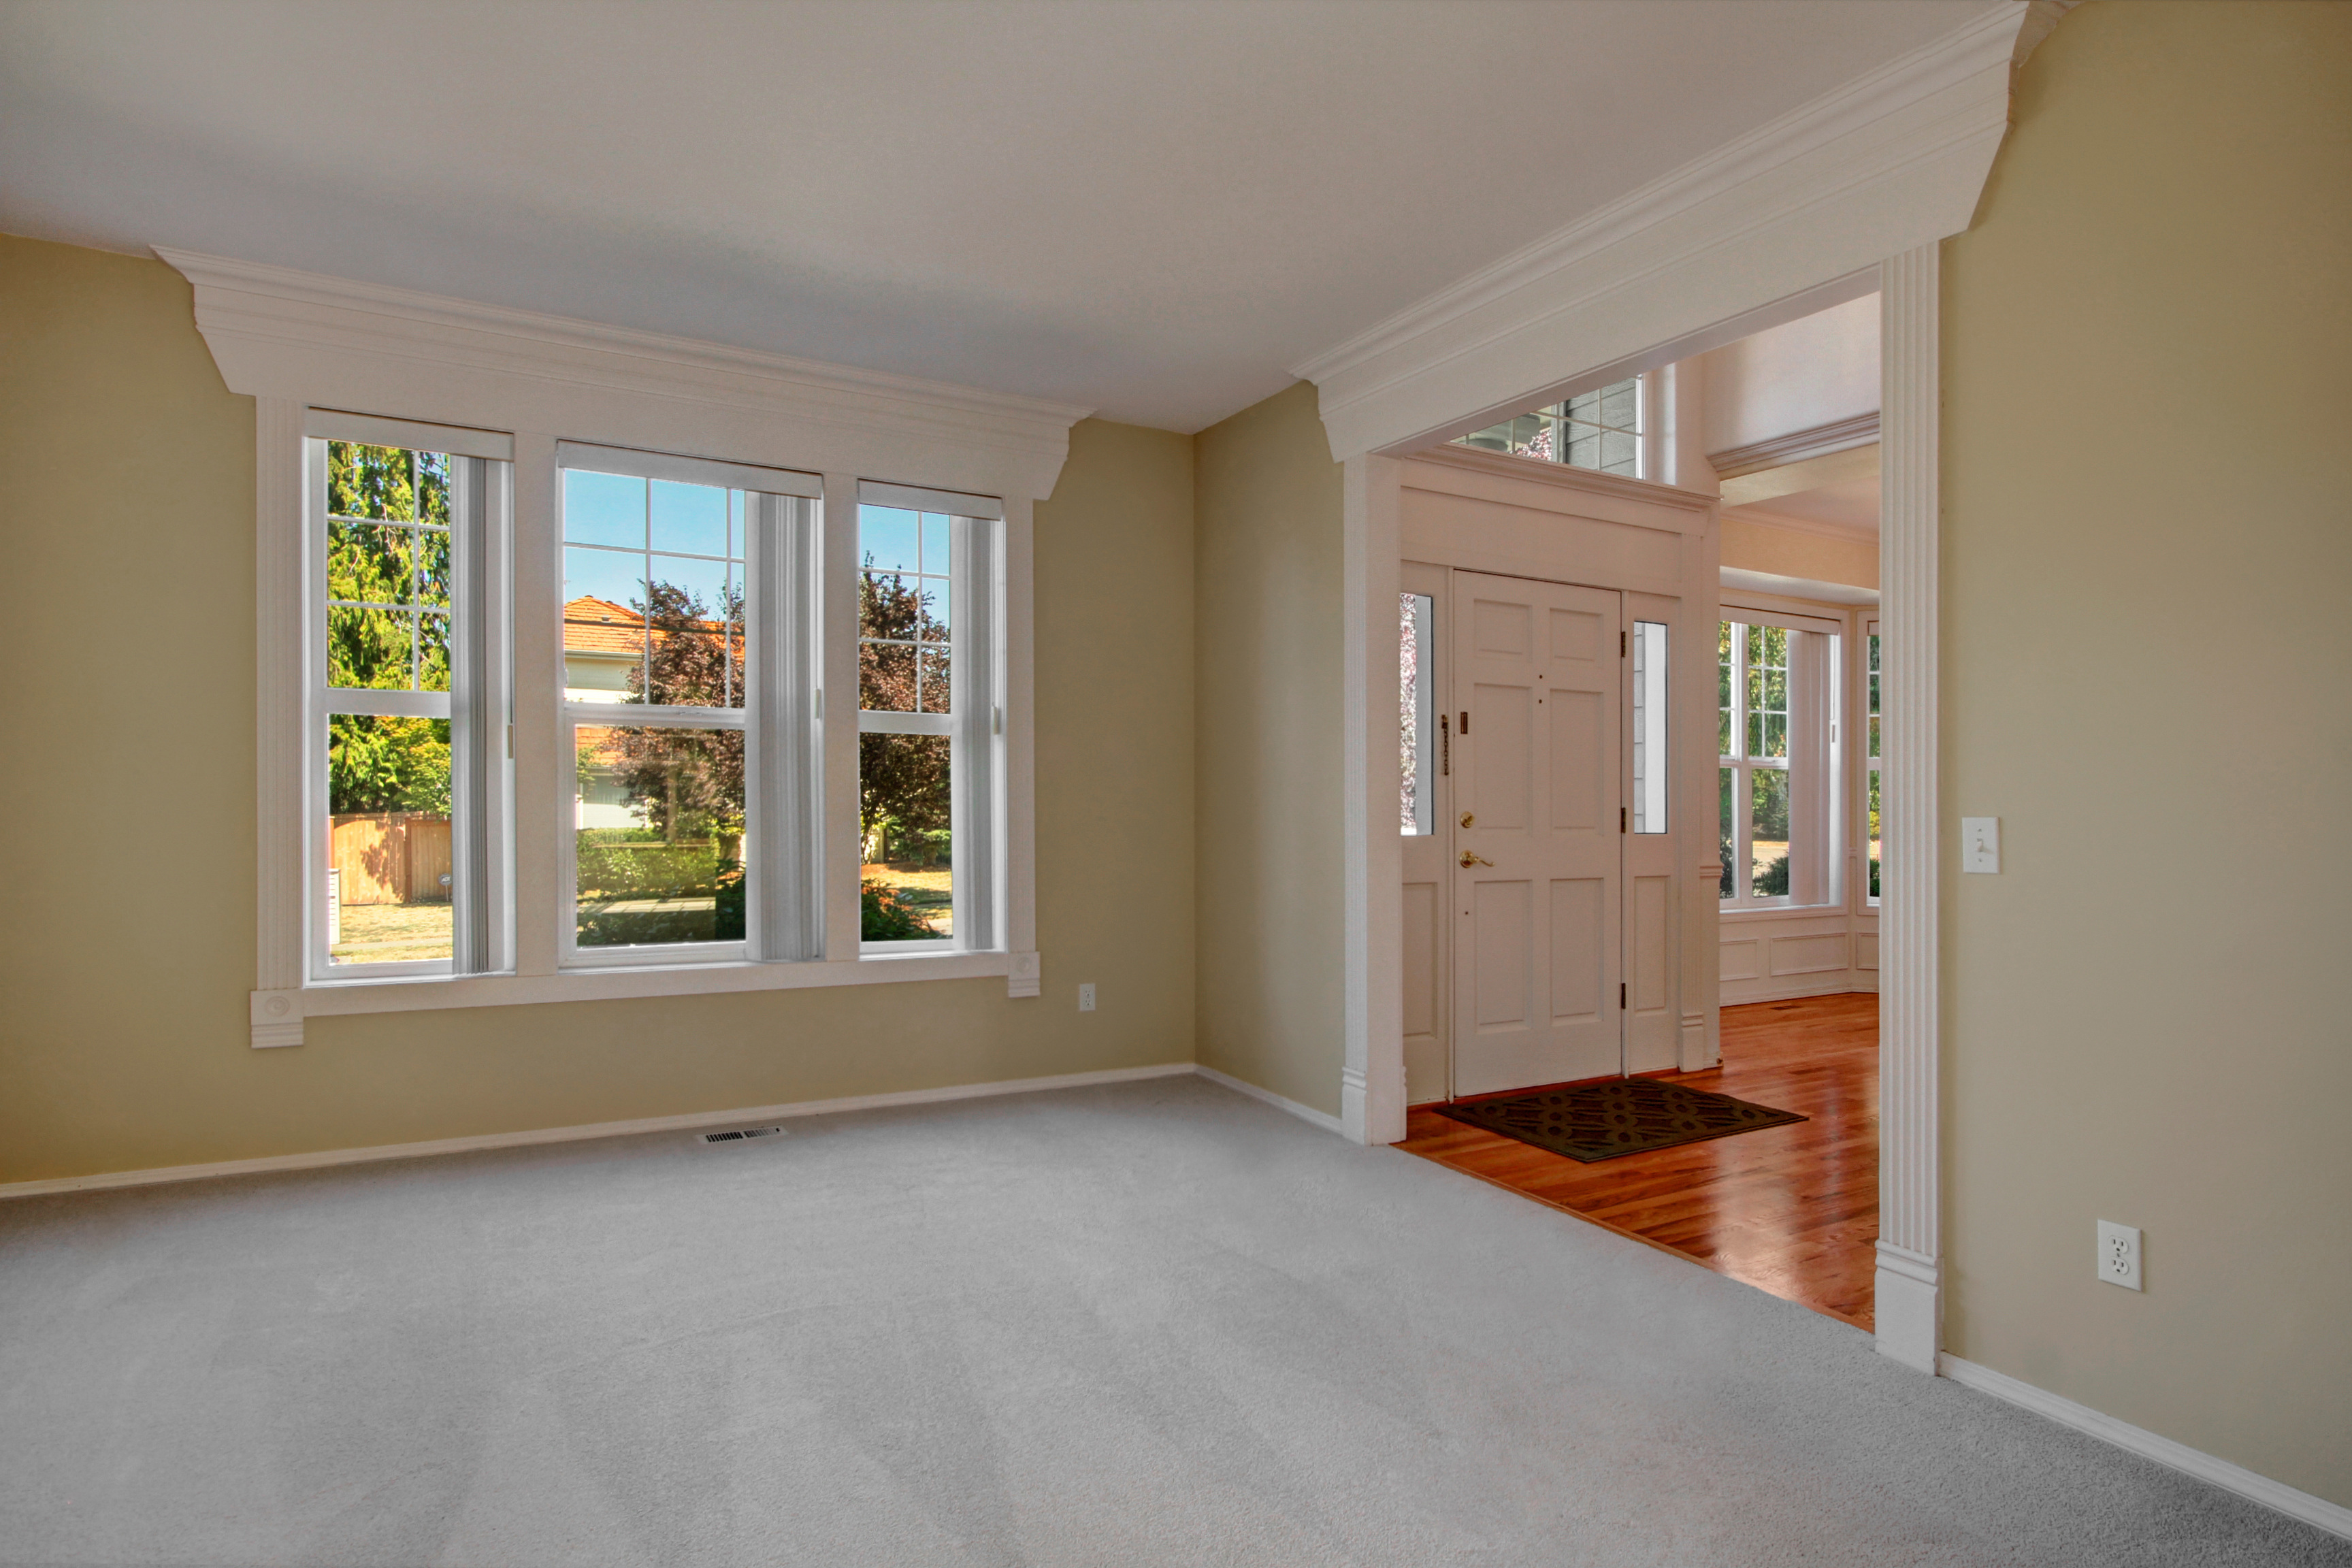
[330,813,453,906]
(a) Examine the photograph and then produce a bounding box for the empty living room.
[1,3,2346,1563]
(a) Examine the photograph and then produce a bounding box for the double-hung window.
[1718,611,1839,908]
[310,414,510,980]
[558,444,822,967]
[855,483,1000,952]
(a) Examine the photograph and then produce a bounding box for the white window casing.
[197,253,1083,1044]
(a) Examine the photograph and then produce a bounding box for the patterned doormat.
[1436,1077,1806,1162]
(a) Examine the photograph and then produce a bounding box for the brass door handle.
[1459,852,1493,868]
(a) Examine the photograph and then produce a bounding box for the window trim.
[203,252,1075,1044]
[1718,600,1842,912]
[306,410,514,985]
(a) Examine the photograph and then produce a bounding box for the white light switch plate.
[1961,816,2000,873]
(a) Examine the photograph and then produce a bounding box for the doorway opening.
[1391,293,1887,1333]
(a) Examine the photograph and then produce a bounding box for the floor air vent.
[700,1126,785,1144]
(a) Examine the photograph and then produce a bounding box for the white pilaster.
[252,397,306,1047]
[1342,454,1406,1145]
[1876,242,1942,1372]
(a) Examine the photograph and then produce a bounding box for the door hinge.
[1621,630,1627,657]
[1620,981,1627,1009]
[1620,806,1627,832]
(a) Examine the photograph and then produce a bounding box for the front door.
[1452,572,1622,1096]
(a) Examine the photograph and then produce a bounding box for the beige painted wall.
[1192,381,1345,1115]
[1719,512,1878,589]
[1942,2,2351,1505]
[0,235,1197,1183]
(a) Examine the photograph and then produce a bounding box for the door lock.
[1459,851,1493,868]
[1459,813,1475,829]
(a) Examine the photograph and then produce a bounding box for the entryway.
[1399,991,1879,1330]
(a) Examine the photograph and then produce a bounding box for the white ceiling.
[0,0,1994,432]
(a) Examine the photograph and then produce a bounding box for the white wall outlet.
[1077,983,1096,1013]
[2097,1220,2143,1290]
[1961,815,2001,873]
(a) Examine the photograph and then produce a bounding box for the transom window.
[1458,376,1642,476]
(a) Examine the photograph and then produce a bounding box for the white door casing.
[1452,572,1623,1096]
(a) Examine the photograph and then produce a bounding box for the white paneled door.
[1452,572,1623,1096]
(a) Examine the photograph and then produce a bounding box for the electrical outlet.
[2096,1220,2142,1290]
[1961,816,2001,873]
[1077,983,1096,1013]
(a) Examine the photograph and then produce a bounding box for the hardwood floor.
[1396,992,1880,1331]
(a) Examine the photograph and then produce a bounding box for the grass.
[331,901,452,965]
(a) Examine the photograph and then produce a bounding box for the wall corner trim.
[1938,1354,2352,1544]
[1196,1064,1346,1138]
[1294,1,2027,461]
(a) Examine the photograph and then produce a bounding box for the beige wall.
[0,235,1197,1183]
[1942,2,2351,1505]
[1192,381,1346,1115]
[1719,512,1878,590]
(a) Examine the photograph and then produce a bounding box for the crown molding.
[1296,2,2028,461]
[155,248,1093,502]
[1708,412,1880,478]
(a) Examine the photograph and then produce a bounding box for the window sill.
[276,949,1016,1032]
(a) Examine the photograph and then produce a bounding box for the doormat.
[1436,1077,1806,1162]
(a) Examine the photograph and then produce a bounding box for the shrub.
[862,879,928,941]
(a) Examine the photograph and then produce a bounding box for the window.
[1458,376,1643,475]
[856,484,1000,951]
[1399,591,1435,834]
[1718,614,1838,907]
[1629,620,1669,832]
[311,418,509,979]
[1865,622,1881,904]
[558,443,821,968]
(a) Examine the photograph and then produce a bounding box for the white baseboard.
[1939,1354,2352,1543]
[0,1062,1197,1200]
[1194,1064,1347,1136]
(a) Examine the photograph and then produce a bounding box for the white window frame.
[554,442,825,972]
[1455,371,1667,480]
[853,481,1006,956]
[199,252,1073,1045]
[305,411,514,985]
[1718,601,1842,911]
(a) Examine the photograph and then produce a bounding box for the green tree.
[604,580,745,844]
[857,564,951,857]
[325,442,453,815]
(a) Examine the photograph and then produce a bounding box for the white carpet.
[1,1075,2342,1567]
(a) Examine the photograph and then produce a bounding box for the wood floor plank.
[1394,992,1880,1333]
